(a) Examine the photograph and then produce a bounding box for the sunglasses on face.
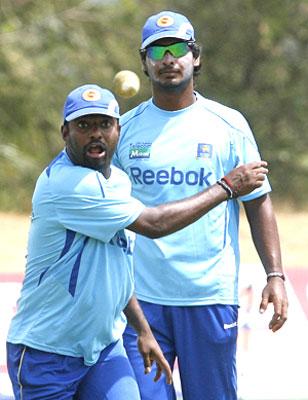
[141,41,194,61]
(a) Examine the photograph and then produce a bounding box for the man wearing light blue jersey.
[6,84,268,400]
[113,11,288,400]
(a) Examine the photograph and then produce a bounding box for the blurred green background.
[0,0,307,212]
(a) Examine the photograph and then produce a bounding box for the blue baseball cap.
[141,11,195,49]
[63,84,120,122]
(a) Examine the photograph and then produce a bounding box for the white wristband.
[267,272,285,282]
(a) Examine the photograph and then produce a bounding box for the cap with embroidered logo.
[63,84,120,122]
[141,11,195,49]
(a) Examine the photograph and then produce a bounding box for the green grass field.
[1,209,308,274]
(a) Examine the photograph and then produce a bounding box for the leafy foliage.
[0,0,307,211]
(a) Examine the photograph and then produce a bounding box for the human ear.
[193,55,201,67]
[140,55,149,77]
[61,123,69,141]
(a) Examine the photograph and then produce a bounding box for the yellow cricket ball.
[113,70,140,99]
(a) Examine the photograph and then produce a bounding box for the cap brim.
[65,107,119,121]
[141,31,194,49]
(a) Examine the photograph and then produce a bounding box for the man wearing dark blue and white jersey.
[6,84,267,400]
[113,11,288,400]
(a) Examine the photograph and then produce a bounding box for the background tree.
[0,0,307,211]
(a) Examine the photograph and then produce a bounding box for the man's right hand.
[225,161,268,197]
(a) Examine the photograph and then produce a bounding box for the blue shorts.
[123,302,238,400]
[7,339,140,400]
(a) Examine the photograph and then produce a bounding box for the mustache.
[84,140,106,152]
[159,66,179,74]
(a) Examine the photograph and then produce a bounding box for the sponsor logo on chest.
[129,142,213,160]
[129,143,151,159]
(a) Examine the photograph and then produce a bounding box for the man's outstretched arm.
[128,161,268,238]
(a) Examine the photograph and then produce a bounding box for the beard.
[153,68,194,93]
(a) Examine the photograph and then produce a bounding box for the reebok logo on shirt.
[129,167,212,186]
[110,231,133,255]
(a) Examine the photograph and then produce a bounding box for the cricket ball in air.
[113,70,140,98]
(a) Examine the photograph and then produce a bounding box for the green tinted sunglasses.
[141,41,194,61]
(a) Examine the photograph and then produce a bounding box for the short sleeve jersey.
[113,93,271,306]
[7,150,145,365]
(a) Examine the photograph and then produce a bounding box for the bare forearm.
[124,297,173,384]
[245,195,288,332]
[128,161,268,238]
[244,194,283,274]
[123,296,151,335]
[130,183,227,238]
